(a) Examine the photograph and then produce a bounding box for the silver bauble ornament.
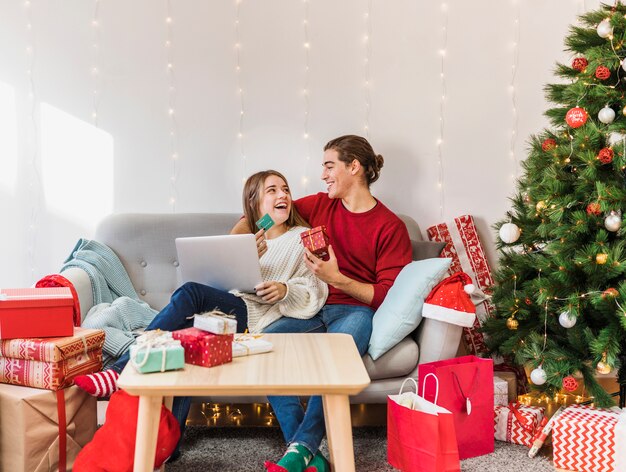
[604,211,622,232]
[609,132,626,146]
[558,310,577,328]
[530,366,547,385]
[598,106,616,124]
[597,19,613,38]
[499,223,521,244]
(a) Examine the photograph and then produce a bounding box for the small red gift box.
[0,327,105,390]
[300,226,330,261]
[172,327,233,367]
[494,403,544,447]
[0,288,74,339]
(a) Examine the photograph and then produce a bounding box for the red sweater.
[295,192,412,310]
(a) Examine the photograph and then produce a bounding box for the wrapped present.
[494,403,545,447]
[300,225,330,260]
[426,215,495,355]
[172,327,233,367]
[0,383,97,472]
[553,404,626,472]
[129,331,185,374]
[232,334,273,358]
[0,287,74,339]
[193,310,237,335]
[494,377,508,406]
[494,370,518,403]
[0,327,104,390]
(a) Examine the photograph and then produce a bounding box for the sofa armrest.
[415,317,463,365]
[59,267,94,323]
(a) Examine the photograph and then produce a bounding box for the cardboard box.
[0,288,74,339]
[0,327,104,390]
[172,327,233,367]
[0,384,97,472]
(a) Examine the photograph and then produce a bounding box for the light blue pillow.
[368,258,452,360]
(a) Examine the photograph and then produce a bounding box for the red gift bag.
[387,375,460,472]
[418,355,494,459]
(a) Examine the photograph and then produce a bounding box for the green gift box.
[129,342,185,374]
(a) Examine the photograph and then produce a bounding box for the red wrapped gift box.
[300,225,330,261]
[0,287,74,339]
[553,404,626,472]
[494,403,545,447]
[0,327,105,390]
[172,327,233,367]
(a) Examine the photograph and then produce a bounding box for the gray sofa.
[61,213,464,403]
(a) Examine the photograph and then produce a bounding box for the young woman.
[74,170,328,460]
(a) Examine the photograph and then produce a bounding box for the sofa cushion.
[362,336,419,381]
[367,257,452,360]
[411,241,446,261]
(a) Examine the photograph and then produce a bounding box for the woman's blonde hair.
[242,170,309,233]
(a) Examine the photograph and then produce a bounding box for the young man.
[233,135,412,472]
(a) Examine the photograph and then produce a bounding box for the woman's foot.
[264,443,312,472]
[304,451,330,472]
[73,369,120,397]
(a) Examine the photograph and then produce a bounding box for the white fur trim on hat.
[422,302,477,327]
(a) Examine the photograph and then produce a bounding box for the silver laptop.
[175,234,263,293]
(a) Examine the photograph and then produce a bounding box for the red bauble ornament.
[542,138,557,152]
[595,65,611,80]
[572,57,588,72]
[598,147,614,164]
[566,107,588,128]
[525,297,533,305]
[587,202,602,215]
[602,288,619,298]
[562,375,579,392]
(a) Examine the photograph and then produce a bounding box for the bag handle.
[398,377,418,395]
[422,373,439,405]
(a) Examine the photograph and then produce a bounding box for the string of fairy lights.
[165,0,180,212]
[436,2,449,218]
[509,1,520,181]
[91,0,101,126]
[24,0,40,281]
[234,0,246,185]
[363,0,372,139]
[302,0,311,192]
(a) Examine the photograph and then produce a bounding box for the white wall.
[0,0,597,287]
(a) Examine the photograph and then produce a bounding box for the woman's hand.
[254,281,287,303]
[255,229,268,258]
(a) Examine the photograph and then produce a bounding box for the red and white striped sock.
[74,370,120,397]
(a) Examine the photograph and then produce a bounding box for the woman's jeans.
[263,304,374,455]
[110,282,248,455]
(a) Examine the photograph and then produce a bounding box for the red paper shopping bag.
[387,375,460,472]
[418,355,494,459]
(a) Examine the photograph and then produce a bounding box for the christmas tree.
[482,2,626,408]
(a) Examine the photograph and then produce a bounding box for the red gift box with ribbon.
[172,327,233,367]
[300,225,330,261]
[0,327,104,390]
[494,402,545,447]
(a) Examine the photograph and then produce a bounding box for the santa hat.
[422,271,477,327]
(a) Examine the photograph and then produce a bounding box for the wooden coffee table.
[117,333,371,472]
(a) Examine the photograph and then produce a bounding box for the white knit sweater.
[231,226,328,333]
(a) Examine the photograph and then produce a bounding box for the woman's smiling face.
[258,174,292,226]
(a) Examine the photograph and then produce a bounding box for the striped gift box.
[0,327,104,390]
[553,404,625,472]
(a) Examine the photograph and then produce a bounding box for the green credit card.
[255,213,275,231]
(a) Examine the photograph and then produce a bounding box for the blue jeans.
[110,282,248,455]
[263,304,374,455]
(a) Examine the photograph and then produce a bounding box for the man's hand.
[255,229,267,258]
[254,281,287,303]
[303,245,342,286]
